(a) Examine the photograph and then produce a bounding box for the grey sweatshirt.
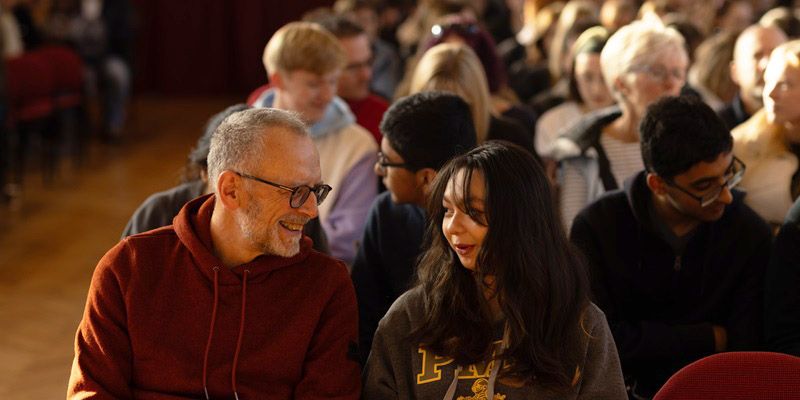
[362,287,627,400]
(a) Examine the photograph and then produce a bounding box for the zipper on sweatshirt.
[673,255,682,271]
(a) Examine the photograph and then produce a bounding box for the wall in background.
[132,0,331,96]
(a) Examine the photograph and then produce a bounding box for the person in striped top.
[551,19,688,231]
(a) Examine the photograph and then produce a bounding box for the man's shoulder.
[96,228,184,280]
[137,181,205,217]
[578,189,630,221]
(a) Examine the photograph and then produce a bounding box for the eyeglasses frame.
[233,171,332,208]
[376,151,417,173]
[665,156,747,208]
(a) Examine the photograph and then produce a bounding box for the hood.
[550,105,622,161]
[253,88,356,139]
[173,194,313,286]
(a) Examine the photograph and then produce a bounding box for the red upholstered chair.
[37,45,89,166]
[5,51,57,184]
[38,46,84,109]
[653,352,800,400]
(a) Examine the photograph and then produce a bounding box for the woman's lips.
[454,244,475,255]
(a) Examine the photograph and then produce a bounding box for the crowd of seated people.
[68,1,800,399]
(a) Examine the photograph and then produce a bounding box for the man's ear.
[646,172,668,195]
[417,167,438,195]
[216,171,244,210]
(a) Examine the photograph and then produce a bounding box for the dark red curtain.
[132,0,332,97]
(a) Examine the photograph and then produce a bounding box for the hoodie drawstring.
[232,269,250,400]
[443,365,463,400]
[443,325,510,400]
[203,267,221,400]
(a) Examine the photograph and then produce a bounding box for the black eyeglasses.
[376,152,415,174]
[234,171,332,208]
[666,157,746,208]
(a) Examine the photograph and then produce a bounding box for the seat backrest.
[35,46,84,92]
[5,53,55,105]
[653,351,800,400]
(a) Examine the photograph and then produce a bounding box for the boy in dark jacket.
[351,92,477,364]
[570,96,771,398]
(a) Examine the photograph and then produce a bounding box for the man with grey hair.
[719,23,787,129]
[68,108,361,399]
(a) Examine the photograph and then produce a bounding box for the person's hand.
[713,325,728,353]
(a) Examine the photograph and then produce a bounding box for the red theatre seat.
[5,52,55,123]
[653,351,800,400]
[37,46,85,109]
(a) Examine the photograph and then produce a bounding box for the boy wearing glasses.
[69,109,360,399]
[570,96,771,399]
[351,92,477,364]
[253,21,378,266]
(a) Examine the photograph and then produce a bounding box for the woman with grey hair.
[552,19,689,230]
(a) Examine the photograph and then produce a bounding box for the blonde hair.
[600,19,686,99]
[263,21,347,76]
[408,43,491,143]
[735,40,800,160]
[689,32,737,103]
[547,0,600,83]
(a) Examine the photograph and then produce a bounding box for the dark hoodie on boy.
[570,171,771,397]
[68,194,360,399]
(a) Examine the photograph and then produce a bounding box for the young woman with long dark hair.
[362,141,626,399]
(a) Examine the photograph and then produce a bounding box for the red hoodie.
[68,194,361,399]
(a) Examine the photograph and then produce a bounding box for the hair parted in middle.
[411,141,590,390]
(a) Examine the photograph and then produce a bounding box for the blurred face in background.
[731,26,787,111]
[763,55,800,129]
[338,33,373,100]
[619,47,688,117]
[274,69,340,124]
[574,52,614,110]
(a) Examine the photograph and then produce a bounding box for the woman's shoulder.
[581,302,608,330]
[378,286,427,331]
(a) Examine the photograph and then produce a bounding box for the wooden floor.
[0,95,238,399]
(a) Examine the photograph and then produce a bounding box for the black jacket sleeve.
[570,211,716,366]
[766,218,800,356]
